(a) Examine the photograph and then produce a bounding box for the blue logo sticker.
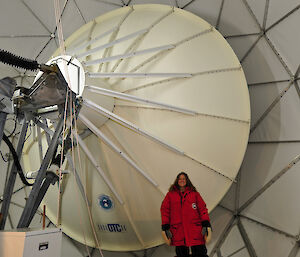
[98,194,114,210]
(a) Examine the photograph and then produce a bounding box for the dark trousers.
[175,245,208,257]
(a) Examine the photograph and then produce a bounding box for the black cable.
[0,150,8,162]
[2,133,33,186]
[6,118,17,138]
[0,49,39,71]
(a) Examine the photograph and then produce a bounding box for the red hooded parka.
[160,186,210,246]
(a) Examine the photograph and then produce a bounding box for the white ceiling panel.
[59,0,87,39]
[242,36,291,84]
[10,189,27,208]
[184,0,222,27]
[0,0,50,35]
[23,0,62,33]
[74,0,119,22]
[265,0,300,29]
[35,38,59,63]
[267,11,300,75]
[241,161,300,236]
[250,85,300,141]
[239,143,300,207]
[227,35,260,62]
[296,248,300,257]
[0,63,20,80]
[0,37,52,61]
[229,248,250,257]
[206,206,233,253]
[2,203,23,230]
[243,164,300,235]
[247,0,267,28]
[241,217,296,257]
[3,200,42,230]
[218,0,260,36]
[220,225,245,257]
[248,81,290,126]
[219,179,237,211]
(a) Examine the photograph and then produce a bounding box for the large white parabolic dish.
[23,4,250,251]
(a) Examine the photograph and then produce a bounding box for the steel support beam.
[21,0,51,33]
[37,126,43,163]
[264,34,293,77]
[3,137,14,190]
[237,218,257,257]
[209,216,236,257]
[94,0,122,7]
[287,243,300,257]
[248,79,291,86]
[241,0,262,30]
[90,247,96,257]
[265,4,300,33]
[35,37,53,60]
[18,115,64,228]
[34,117,54,138]
[294,80,300,102]
[216,0,225,30]
[225,32,260,39]
[295,64,300,78]
[240,34,263,63]
[235,171,241,211]
[181,0,195,9]
[238,153,300,213]
[240,214,295,239]
[218,204,234,214]
[73,0,86,24]
[26,172,58,226]
[41,117,51,145]
[216,250,222,257]
[250,81,293,134]
[227,246,246,257]
[0,120,28,230]
[0,112,7,145]
[249,140,300,144]
[0,186,26,203]
[262,0,270,30]
[7,213,14,229]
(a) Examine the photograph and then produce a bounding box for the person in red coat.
[160,172,211,257]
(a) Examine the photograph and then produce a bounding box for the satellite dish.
[23,4,250,251]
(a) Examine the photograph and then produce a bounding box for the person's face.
[178,174,187,188]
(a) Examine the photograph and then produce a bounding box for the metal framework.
[0,120,28,229]
[17,115,64,228]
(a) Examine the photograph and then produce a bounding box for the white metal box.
[0,227,62,257]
